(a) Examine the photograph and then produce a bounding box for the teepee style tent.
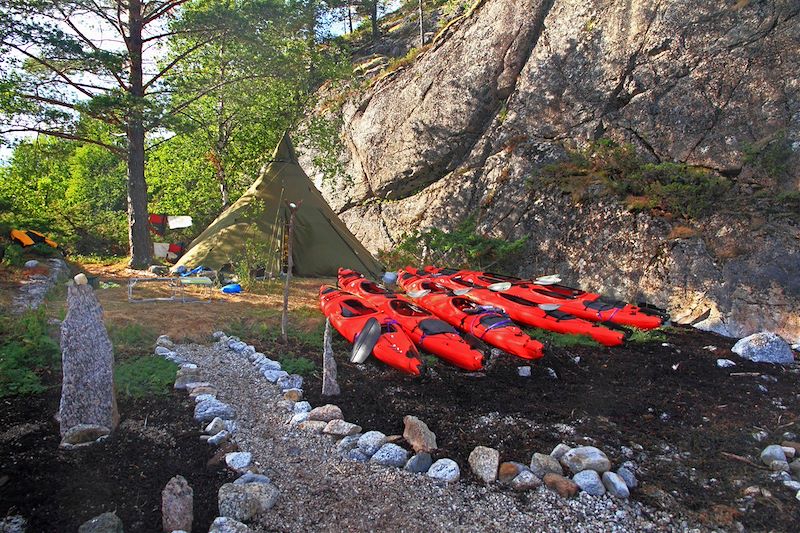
[173,133,384,278]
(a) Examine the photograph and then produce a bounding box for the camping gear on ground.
[221,283,241,294]
[148,214,168,236]
[397,268,543,361]
[425,266,667,329]
[153,243,170,259]
[10,229,58,249]
[172,133,383,278]
[320,286,424,375]
[338,268,484,371]
[127,276,213,303]
[167,215,193,230]
[411,267,626,346]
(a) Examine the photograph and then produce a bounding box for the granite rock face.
[301,0,800,343]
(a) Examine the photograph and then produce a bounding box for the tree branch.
[143,36,217,91]
[0,127,125,155]
[143,0,191,25]
[2,42,96,99]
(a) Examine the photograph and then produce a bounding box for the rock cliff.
[299,0,800,342]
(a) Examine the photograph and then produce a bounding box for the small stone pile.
[469,443,636,499]
[760,442,800,500]
[12,258,69,313]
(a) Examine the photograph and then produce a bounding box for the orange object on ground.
[338,268,484,371]
[9,229,58,249]
[319,285,424,376]
[397,268,543,361]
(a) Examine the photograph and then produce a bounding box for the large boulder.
[732,332,795,364]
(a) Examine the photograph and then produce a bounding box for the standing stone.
[322,319,341,396]
[59,283,118,443]
[162,475,193,532]
[468,446,500,484]
[403,415,438,453]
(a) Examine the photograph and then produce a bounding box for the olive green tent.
[172,133,384,278]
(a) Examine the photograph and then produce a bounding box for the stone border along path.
[157,333,695,533]
[12,258,69,313]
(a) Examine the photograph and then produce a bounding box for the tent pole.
[281,201,301,343]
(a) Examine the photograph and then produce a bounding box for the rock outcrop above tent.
[299,0,800,342]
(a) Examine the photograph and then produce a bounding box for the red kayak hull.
[319,286,424,376]
[398,269,543,360]
[338,269,484,371]
[423,266,665,330]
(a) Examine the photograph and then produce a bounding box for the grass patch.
[0,308,60,397]
[110,323,158,359]
[524,327,602,348]
[277,356,316,376]
[628,328,668,344]
[114,356,178,397]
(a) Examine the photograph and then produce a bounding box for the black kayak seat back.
[482,271,522,282]
[584,298,626,312]
[533,287,577,300]
[451,277,474,288]
[544,309,576,321]
[389,299,428,317]
[419,318,457,336]
[439,268,459,276]
[499,293,538,307]
[321,286,338,295]
[479,314,509,328]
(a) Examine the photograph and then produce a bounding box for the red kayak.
[410,267,626,346]
[397,268,543,360]
[424,266,666,330]
[338,269,484,371]
[319,286,425,376]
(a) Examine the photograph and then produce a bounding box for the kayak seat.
[419,319,457,336]
[543,309,577,321]
[479,314,509,327]
[533,287,577,300]
[585,298,626,312]
[340,299,375,317]
[321,286,338,294]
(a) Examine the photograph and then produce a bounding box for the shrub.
[2,243,25,266]
[395,215,527,270]
[278,355,316,376]
[115,356,178,397]
[0,308,60,397]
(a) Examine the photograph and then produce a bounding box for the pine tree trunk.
[370,1,378,41]
[126,0,152,269]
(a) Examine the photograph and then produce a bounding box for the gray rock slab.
[195,399,235,422]
[510,470,542,491]
[225,452,253,473]
[573,470,606,496]
[218,482,278,522]
[358,431,387,457]
[468,446,500,483]
[234,473,272,485]
[209,516,252,532]
[293,401,312,414]
[427,458,460,483]
[336,434,362,454]
[346,448,370,462]
[289,412,309,425]
[617,466,638,488]
[323,419,362,437]
[530,452,563,477]
[761,444,787,465]
[550,443,572,460]
[732,332,794,364]
[405,452,433,474]
[263,370,289,383]
[77,512,123,533]
[560,446,611,474]
[307,404,343,422]
[370,443,409,467]
[602,471,630,498]
[277,374,303,391]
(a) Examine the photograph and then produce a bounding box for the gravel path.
[178,341,697,532]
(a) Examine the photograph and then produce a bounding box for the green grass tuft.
[278,355,316,376]
[628,328,668,343]
[110,323,158,359]
[114,356,178,397]
[524,327,602,348]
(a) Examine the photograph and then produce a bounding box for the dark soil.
[0,366,236,532]
[300,325,800,531]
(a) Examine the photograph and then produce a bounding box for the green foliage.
[532,139,731,220]
[298,115,349,185]
[524,328,602,348]
[114,356,178,397]
[627,328,668,344]
[278,355,316,375]
[395,215,527,270]
[441,0,472,17]
[0,308,60,398]
[743,132,792,180]
[110,323,158,360]
[2,244,25,267]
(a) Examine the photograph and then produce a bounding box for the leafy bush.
[394,215,527,270]
[278,355,316,376]
[743,132,792,180]
[115,356,178,397]
[2,243,25,266]
[0,309,60,397]
[627,329,668,344]
[532,139,731,220]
